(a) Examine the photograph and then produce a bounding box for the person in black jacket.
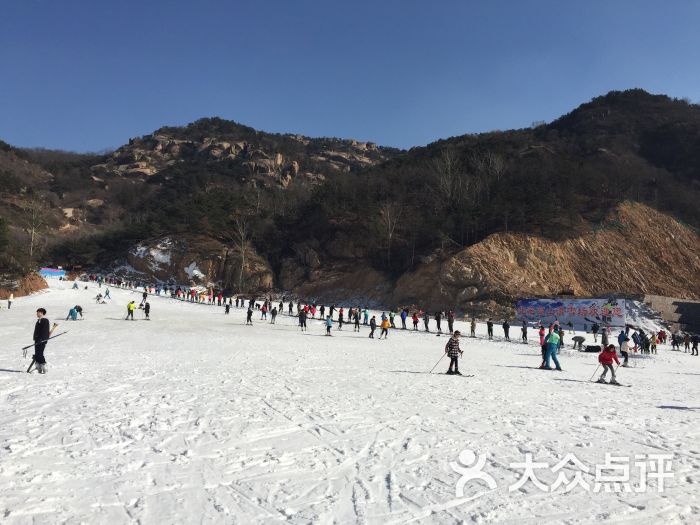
[502,320,510,341]
[487,319,494,339]
[33,308,51,374]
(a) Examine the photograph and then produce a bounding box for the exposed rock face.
[92,121,400,187]
[393,203,700,309]
[124,236,273,291]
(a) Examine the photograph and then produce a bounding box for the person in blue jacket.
[400,309,408,330]
[325,315,333,336]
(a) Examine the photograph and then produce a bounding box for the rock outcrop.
[392,202,700,310]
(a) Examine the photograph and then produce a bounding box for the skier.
[684,333,691,352]
[486,319,494,339]
[389,310,396,329]
[8,293,13,309]
[320,305,325,319]
[435,311,442,334]
[270,307,277,324]
[32,308,52,374]
[521,321,528,343]
[601,326,609,347]
[502,320,510,341]
[691,334,699,356]
[412,312,419,330]
[369,316,377,338]
[447,310,455,334]
[104,288,110,300]
[288,301,293,315]
[620,335,630,366]
[540,327,562,370]
[379,317,390,339]
[144,301,150,320]
[261,304,268,320]
[363,308,369,325]
[592,322,600,342]
[125,301,136,321]
[470,318,476,337]
[423,311,430,332]
[246,306,253,325]
[400,309,408,330]
[597,344,620,385]
[338,310,344,330]
[353,310,360,332]
[444,330,463,375]
[66,307,78,321]
[225,303,231,315]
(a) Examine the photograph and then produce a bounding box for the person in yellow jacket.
[379,318,391,339]
[125,300,136,320]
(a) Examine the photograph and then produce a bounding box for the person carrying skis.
[444,330,463,375]
[379,317,390,339]
[486,319,494,339]
[369,316,377,338]
[502,320,510,341]
[32,308,52,374]
[597,344,620,384]
[126,301,136,320]
[325,315,333,336]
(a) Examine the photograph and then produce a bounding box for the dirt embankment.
[0,273,48,299]
[391,202,700,310]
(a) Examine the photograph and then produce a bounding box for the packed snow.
[1,280,698,524]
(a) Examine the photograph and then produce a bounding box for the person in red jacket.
[597,344,620,384]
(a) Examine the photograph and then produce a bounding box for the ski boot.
[609,378,620,385]
[454,370,462,376]
[596,377,607,384]
[446,370,455,375]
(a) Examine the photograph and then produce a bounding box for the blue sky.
[2,0,699,151]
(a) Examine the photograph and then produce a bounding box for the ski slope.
[1,281,698,524]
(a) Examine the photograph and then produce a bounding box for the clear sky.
[2,0,699,152]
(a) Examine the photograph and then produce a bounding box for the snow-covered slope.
[0,282,698,524]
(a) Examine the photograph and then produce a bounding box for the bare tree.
[24,198,47,269]
[232,215,250,293]
[379,202,403,267]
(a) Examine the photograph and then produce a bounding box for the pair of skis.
[23,328,67,373]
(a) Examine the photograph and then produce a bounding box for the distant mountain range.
[1,89,698,308]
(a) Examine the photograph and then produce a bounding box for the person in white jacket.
[8,293,13,309]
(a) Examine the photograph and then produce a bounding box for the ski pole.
[589,364,601,382]
[429,353,446,373]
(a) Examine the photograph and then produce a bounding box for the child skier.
[379,317,390,339]
[325,315,333,336]
[445,330,463,375]
[144,301,150,320]
[369,316,377,338]
[598,344,620,385]
[246,307,253,325]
